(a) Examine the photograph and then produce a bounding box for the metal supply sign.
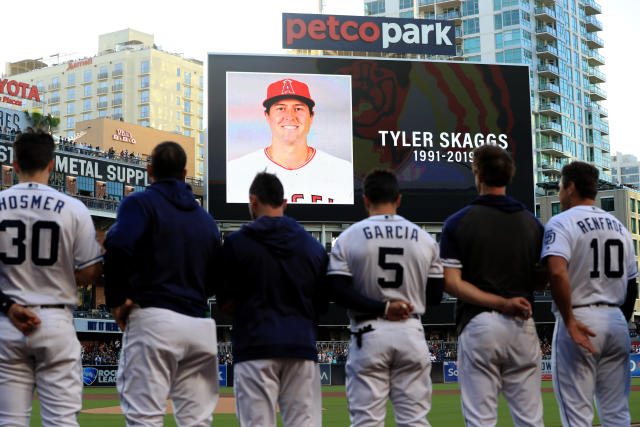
[283,13,456,55]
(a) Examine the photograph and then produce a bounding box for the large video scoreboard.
[208,54,533,222]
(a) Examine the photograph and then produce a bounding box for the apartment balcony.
[97,72,108,80]
[587,67,606,84]
[97,102,108,109]
[140,97,150,104]
[536,44,558,60]
[82,104,92,113]
[453,46,464,59]
[585,49,605,66]
[584,32,604,49]
[535,26,557,41]
[585,15,603,32]
[140,111,150,119]
[435,0,461,7]
[534,6,555,21]
[417,0,435,14]
[455,26,462,38]
[538,101,562,117]
[539,0,556,5]
[539,161,565,174]
[47,97,60,104]
[436,10,461,22]
[589,84,607,101]
[97,87,109,95]
[538,121,564,137]
[112,99,123,107]
[113,113,123,121]
[538,141,568,158]
[112,69,124,77]
[599,119,609,135]
[48,83,60,90]
[537,63,559,78]
[538,82,560,96]
[65,81,76,88]
[51,110,60,117]
[112,84,123,92]
[581,0,602,15]
[592,103,608,117]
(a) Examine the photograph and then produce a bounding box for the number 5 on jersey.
[378,247,404,288]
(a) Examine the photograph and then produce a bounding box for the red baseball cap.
[263,78,315,110]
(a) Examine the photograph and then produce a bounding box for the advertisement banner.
[631,354,640,378]
[82,365,118,387]
[541,359,552,380]
[282,13,456,56]
[73,318,120,333]
[219,364,228,387]
[319,363,331,385]
[443,361,458,383]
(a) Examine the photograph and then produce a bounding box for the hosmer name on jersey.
[362,224,419,241]
[576,216,626,236]
[0,194,64,213]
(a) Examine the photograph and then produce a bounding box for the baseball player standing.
[0,131,102,426]
[104,142,221,426]
[327,169,444,426]
[542,161,638,426]
[440,145,545,427]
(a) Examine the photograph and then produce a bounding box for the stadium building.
[364,0,611,184]
[3,28,206,180]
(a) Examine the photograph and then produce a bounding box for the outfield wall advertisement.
[209,54,533,222]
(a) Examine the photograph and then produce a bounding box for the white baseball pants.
[117,306,219,427]
[234,358,321,427]
[346,317,432,427]
[458,311,543,427]
[0,307,82,427]
[552,307,631,427]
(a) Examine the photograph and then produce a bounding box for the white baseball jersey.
[541,205,638,306]
[226,147,353,204]
[327,214,443,316]
[0,182,102,306]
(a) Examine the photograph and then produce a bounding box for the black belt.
[27,304,66,309]
[353,313,421,322]
[350,325,374,348]
[572,302,618,309]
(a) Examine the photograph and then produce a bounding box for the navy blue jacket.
[220,215,327,363]
[104,179,220,317]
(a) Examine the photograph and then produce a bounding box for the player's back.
[330,214,441,315]
[0,183,97,306]
[544,205,637,306]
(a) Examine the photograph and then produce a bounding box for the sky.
[1,0,637,157]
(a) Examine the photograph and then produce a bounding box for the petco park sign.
[283,13,455,55]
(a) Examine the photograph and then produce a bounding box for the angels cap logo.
[83,367,98,385]
[281,79,295,95]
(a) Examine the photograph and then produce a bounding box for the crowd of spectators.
[57,137,147,165]
[81,341,121,366]
[318,343,348,364]
[0,128,20,141]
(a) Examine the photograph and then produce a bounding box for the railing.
[48,83,60,90]
[112,84,123,91]
[436,10,460,20]
[588,67,606,81]
[536,45,558,56]
[75,195,120,212]
[584,32,603,46]
[97,102,108,109]
[585,15,603,29]
[534,6,555,18]
[539,121,562,132]
[97,72,108,80]
[112,69,124,77]
[538,64,559,75]
[581,0,602,13]
[535,26,557,37]
[539,102,561,113]
[538,141,564,152]
[589,84,607,98]
[539,82,560,93]
[97,87,108,95]
[112,99,123,106]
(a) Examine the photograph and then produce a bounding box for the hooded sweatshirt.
[440,194,544,334]
[220,215,327,363]
[104,179,220,317]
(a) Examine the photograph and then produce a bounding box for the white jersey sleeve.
[73,203,103,269]
[428,240,444,279]
[326,233,352,277]
[541,216,572,262]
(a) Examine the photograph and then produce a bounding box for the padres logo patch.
[544,229,556,245]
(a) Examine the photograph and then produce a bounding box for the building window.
[199,147,204,159]
[177,82,180,91]
[184,87,191,98]
[51,105,59,116]
[184,72,191,85]
[99,66,108,78]
[462,0,479,16]
[632,199,637,213]
[463,37,481,54]
[463,18,480,35]
[98,81,108,93]
[633,218,637,235]
[113,93,123,106]
[141,60,149,74]
[77,176,94,194]
[184,115,191,127]
[141,76,150,89]
[99,110,107,118]
[67,87,75,100]
[502,9,519,26]
[176,111,180,120]
[82,113,91,121]
[184,100,191,113]
[634,240,638,256]
[66,116,74,129]
[198,161,204,173]
[84,70,92,83]
[68,73,75,86]
[140,105,150,119]
[114,63,123,76]
[199,133,205,144]
[141,90,150,103]
[113,107,122,119]
[365,0,385,15]
[67,103,75,115]
[106,181,123,200]
[176,96,181,105]
[199,118,203,130]
[177,67,181,76]
[83,99,91,112]
[184,129,191,137]
[551,202,561,216]
[600,197,614,212]
[113,78,123,91]
[84,84,92,97]
[140,120,150,127]
[199,76,203,88]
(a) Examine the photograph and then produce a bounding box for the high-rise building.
[612,151,640,188]
[3,29,206,179]
[365,0,610,183]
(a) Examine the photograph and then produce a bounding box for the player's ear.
[12,160,21,175]
[146,164,153,180]
[281,199,287,212]
[395,194,402,208]
[47,159,54,173]
[363,195,370,210]
[181,169,187,181]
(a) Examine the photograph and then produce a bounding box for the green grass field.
[28,379,640,426]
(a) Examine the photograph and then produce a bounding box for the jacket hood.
[471,194,526,213]
[243,216,304,256]
[148,179,198,211]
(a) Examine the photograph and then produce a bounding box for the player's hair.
[561,161,598,199]
[150,141,186,181]
[13,130,55,174]
[249,171,284,208]
[472,145,516,187]
[265,100,314,116]
[363,169,400,205]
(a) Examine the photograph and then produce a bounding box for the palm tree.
[24,110,60,133]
